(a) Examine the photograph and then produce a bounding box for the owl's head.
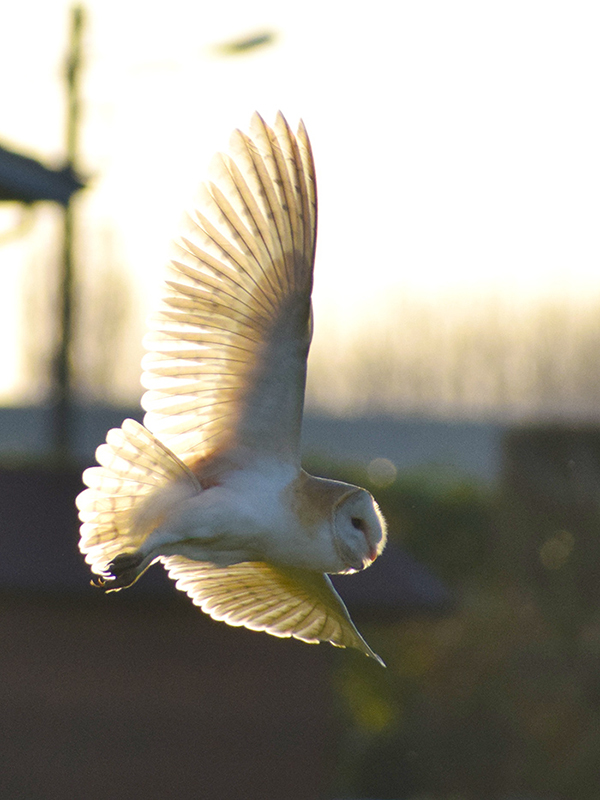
[331,487,387,573]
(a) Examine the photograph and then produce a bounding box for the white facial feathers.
[332,488,388,573]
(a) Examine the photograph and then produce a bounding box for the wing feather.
[77,419,199,576]
[161,557,384,664]
[141,112,317,464]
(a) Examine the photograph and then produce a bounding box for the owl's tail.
[76,418,200,590]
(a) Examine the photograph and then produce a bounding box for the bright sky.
[1,1,600,405]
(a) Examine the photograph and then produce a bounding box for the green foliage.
[307,455,496,583]
[313,455,600,800]
[384,469,495,585]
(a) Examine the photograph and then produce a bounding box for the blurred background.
[1,2,600,798]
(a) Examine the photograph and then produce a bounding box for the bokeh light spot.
[367,457,397,488]
[539,530,575,570]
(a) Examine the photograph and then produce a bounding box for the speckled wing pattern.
[162,557,384,664]
[141,112,317,464]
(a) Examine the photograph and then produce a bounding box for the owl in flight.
[77,113,387,664]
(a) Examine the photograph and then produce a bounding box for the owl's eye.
[351,516,366,532]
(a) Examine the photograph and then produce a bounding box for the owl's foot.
[92,551,144,592]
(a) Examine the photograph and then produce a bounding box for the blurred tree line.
[308,291,600,423]
[310,428,600,799]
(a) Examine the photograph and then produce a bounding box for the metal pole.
[53,5,84,460]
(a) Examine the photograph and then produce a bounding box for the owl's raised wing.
[161,557,384,665]
[141,112,317,466]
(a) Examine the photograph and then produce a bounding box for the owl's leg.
[94,487,244,590]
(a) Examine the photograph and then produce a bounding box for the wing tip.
[342,632,386,667]
[365,646,386,668]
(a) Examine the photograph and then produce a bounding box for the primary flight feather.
[77,113,387,665]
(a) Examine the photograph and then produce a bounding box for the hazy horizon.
[2,1,600,423]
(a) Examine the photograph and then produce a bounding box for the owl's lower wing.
[161,557,384,665]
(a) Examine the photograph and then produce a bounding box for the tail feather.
[77,418,199,580]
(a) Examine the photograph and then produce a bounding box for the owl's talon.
[92,552,143,591]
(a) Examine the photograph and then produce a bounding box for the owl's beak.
[356,547,378,571]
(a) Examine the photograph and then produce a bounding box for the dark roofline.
[0,142,85,206]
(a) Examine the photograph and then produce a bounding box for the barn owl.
[77,113,387,665]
